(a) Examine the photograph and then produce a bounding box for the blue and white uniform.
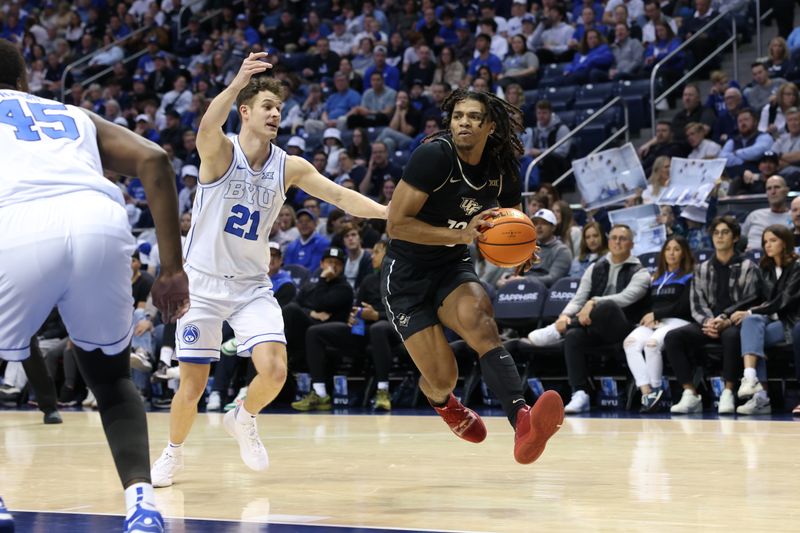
[176,136,288,362]
[0,90,135,360]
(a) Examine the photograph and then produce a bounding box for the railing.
[61,0,241,100]
[523,96,629,192]
[756,0,774,58]
[61,24,154,101]
[176,0,208,36]
[649,9,737,137]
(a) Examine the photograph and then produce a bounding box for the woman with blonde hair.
[642,156,670,204]
[758,81,799,135]
[765,37,793,79]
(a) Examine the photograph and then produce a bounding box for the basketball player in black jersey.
[382,89,564,464]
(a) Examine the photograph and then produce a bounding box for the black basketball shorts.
[380,254,480,340]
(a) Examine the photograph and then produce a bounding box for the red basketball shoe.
[432,393,487,443]
[514,390,564,464]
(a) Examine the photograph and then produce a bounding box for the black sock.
[479,347,525,428]
[74,346,151,486]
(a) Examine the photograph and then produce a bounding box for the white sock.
[160,346,174,367]
[313,382,327,397]
[744,368,757,381]
[754,390,768,401]
[377,381,389,391]
[168,441,183,454]
[124,482,156,511]
[235,404,257,424]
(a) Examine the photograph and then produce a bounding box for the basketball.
[477,208,537,267]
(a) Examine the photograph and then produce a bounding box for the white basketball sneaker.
[527,323,563,347]
[224,407,269,471]
[150,446,184,488]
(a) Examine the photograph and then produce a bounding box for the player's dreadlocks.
[425,89,524,182]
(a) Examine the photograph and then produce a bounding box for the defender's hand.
[151,269,190,323]
[231,52,273,90]
[514,245,541,275]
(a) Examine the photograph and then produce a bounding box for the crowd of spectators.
[3,0,800,416]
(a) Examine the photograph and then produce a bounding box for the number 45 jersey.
[0,90,124,208]
[183,135,287,281]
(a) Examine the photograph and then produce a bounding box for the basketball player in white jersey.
[150,52,386,486]
[0,41,189,533]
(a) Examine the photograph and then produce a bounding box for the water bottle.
[351,307,366,336]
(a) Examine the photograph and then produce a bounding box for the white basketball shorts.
[0,192,136,361]
[175,265,286,363]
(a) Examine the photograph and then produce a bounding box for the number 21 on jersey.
[224,204,260,241]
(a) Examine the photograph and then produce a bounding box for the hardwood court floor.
[2,410,800,532]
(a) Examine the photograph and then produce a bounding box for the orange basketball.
[477,208,537,268]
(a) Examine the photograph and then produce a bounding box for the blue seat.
[539,63,569,84]
[493,278,547,332]
[540,85,577,111]
[556,109,577,128]
[693,248,715,263]
[523,89,539,104]
[745,248,764,264]
[638,252,659,274]
[281,52,309,71]
[284,264,311,287]
[575,122,615,158]
[541,277,581,323]
[575,82,616,109]
[617,79,653,129]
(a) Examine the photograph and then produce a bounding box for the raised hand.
[231,52,273,90]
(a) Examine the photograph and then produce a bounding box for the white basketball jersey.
[0,89,124,208]
[183,136,287,281]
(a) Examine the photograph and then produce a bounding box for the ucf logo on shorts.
[396,313,411,328]
[460,198,481,216]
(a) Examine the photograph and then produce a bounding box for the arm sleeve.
[497,174,522,208]
[561,264,595,316]
[527,246,571,287]
[592,268,651,308]
[735,133,775,162]
[690,266,715,324]
[401,140,453,194]
[553,124,571,157]
[751,265,800,316]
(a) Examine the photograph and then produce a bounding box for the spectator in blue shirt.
[322,71,362,130]
[284,209,332,271]
[570,6,608,50]
[235,13,260,46]
[720,108,776,178]
[466,34,503,87]
[363,45,401,91]
[553,29,614,86]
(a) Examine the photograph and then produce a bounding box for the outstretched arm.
[86,110,189,322]
[285,155,387,219]
[196,52,273,183]
[386,180,496,246]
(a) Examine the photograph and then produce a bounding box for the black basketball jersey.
[388,136,521,266]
